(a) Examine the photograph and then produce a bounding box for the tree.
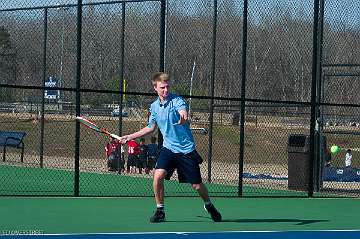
[0,26,11,49]
[0,26,15,102]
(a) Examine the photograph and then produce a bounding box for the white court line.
[0,196,359,200]
[20,229,360,236]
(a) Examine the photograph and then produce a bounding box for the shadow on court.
[164,216,329,225]
[221,218,329,225]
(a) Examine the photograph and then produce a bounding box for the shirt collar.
[158,93,173,107]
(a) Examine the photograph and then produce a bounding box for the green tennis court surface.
[0,165,359,238]
[0,165,305,196]
[0,197,359,234]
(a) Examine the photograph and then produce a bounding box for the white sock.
[157,204,164,210]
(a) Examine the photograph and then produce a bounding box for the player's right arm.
[119,123,156,144]
[120,104,158,144]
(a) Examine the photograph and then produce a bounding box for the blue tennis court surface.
[1,230,360,239]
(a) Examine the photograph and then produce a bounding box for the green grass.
[1,115,359,167]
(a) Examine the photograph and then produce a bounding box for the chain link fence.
[0,0,359,197]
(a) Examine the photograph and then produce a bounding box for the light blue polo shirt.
[147,93,195,154]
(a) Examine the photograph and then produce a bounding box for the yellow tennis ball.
[330,145,341,154]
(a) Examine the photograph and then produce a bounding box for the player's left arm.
[177,109,188,125]
[175,96,189,125]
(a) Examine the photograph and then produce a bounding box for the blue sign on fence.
[323,167,360,182]
[44,77,58,99]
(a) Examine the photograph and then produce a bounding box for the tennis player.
[119,72,222,223]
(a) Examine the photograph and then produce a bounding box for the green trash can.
[287,134,310,191]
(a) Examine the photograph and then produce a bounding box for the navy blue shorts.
[155,147,203,184]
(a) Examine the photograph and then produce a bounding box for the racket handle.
[109,133,122,141]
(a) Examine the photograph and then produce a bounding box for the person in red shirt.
[127,139,140,174]
[105,137,125,173]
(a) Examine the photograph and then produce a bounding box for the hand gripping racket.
[76,116,121,140]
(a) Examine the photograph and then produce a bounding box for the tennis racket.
[76,116,122,140]
[191,127,208,135]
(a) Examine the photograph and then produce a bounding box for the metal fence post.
[74,0,83,197]
[314,0,325,192]
[207,0,218,183]
[238,0,248,197]
[157,0,166,149]
[39,8,48,169]
[309,0,320,197]
[117,2,126,174]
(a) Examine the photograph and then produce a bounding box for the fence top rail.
[324,73,360,77]
[323,130,360,136]
[0,83,314,105]
[323,64,360,68]
[0,0,161,12]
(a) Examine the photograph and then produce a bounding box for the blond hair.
[152,72,169,86]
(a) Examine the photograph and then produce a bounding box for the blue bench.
[0,131,26,162]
